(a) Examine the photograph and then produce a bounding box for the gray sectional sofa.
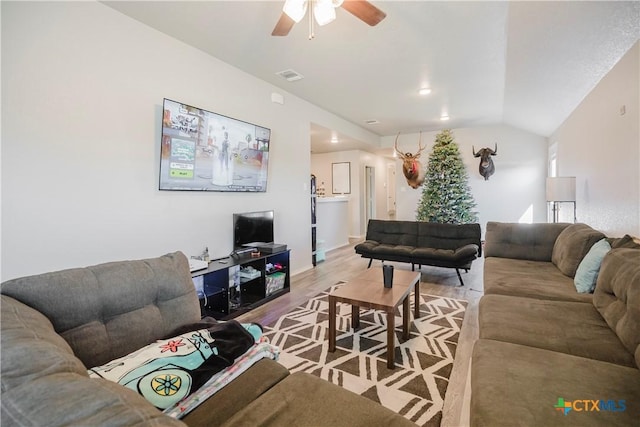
[355,219,482,285]
[471,222,640,426]
[1,251,415,427]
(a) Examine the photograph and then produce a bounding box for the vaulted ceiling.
[104,1,639,152]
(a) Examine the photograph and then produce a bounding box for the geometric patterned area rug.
[263,282,468,427]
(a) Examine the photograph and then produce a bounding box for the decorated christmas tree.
[416,129,478,223]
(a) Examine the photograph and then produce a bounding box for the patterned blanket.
[164,337,279,418]
[89,320,279,416]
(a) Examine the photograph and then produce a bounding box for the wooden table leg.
[329,296,336,352]
[414,280,420,318]
[403,295,410,340]
[386,310,395,369]
[352,304,360,329]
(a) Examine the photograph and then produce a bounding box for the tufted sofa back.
[365,220,418,247]
[484,222,570,262]
[1,251,200,368]
[593,248,640,369]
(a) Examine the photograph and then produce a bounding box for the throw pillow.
[551,224,605,277]
[574,238,611,293]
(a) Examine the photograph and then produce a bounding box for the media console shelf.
[191,250,290,319]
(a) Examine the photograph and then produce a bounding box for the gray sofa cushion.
[484,222,569,261]
[479,294,635,367]
[221,372,416,427]
[416,222,482,255]
[551,223,605,277]
[1,252,200,368]
[483,257,592,303]
[183,359,290,427]
[412,245,478,263]
[593,248,640,368]
[471,339,640,427]
[369,244,416,258]
[1,296,87,391]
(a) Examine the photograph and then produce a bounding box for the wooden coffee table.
[328,267,421,369]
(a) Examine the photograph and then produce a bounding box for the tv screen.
[159,98,271,192]
[233,210,274,248]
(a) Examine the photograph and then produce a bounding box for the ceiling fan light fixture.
[314,0,336,26]
[283,0,307,23]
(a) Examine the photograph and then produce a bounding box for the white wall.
[0,2,378,281]
[316,199,349,251]
[551,42,640,237]
[382,125,549,236]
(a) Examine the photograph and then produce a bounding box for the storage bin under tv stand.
[191,249,290,320]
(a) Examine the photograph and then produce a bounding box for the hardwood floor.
[237,244,483,427]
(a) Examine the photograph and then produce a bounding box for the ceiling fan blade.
[272,12,296,36]
[341,1,386,26]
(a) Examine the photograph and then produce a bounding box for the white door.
[386,163,396,217]
[365,166,375,224]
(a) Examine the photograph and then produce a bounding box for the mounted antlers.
[395,132,426,189]
[472,143,497,181]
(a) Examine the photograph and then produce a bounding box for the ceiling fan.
[272,0,386,39]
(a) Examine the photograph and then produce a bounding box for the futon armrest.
[454,243,480,260]
[354,240,379,254]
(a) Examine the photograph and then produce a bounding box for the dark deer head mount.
[472,143,497,181]
[395,132,426,189]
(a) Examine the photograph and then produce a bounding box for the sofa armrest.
[484,222,570,262]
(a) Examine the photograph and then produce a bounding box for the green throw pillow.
[574,238,611,293]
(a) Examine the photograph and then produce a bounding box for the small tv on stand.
[233,210,274,250]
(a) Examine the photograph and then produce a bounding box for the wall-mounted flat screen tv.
[159,98,271,192]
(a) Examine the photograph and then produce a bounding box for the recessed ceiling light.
[419,88,432,95]
[331,137,339,143]
[440,114,450,121]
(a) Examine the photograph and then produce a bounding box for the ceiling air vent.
[365,119,380,125]
[276,69,304,82]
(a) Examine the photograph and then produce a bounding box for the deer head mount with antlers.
[395,132,426,189]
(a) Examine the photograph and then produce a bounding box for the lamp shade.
[546,177,576,202]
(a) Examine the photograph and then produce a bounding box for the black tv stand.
[191,249,290,320]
